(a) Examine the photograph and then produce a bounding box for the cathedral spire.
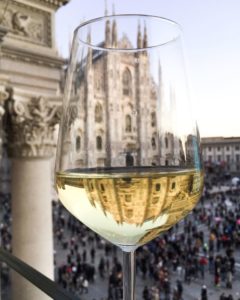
[104,0,108,16]
[143,22,148,48]
[105,18,111,47]
[137,22,142,49]
[87,28,92,67]
[87,27,92,44]
[104,0,111,46]
[112,4,117,47]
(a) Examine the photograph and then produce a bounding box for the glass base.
[119,245,138,252]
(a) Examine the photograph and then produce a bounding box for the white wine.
[56,167,204,247]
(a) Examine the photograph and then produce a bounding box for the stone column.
[0,26,8,158]
[4,92,60,300]
[0,88,7,300]
[0,27,8,300]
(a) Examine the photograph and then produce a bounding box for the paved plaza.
[53,187,240,300]
[1,173,240,300]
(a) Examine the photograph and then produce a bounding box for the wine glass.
[55,14,204,299]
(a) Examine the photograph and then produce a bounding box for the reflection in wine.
[55,15,204,299]
[56,168,203,247]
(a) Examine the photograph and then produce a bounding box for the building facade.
[55,17,204,246]
[0,1,69,299]
[75,30,160,168]
[65,20,198,171]
[201,137,240,173]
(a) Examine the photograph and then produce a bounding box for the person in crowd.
[1,164,240,300]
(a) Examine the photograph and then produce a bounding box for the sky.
[56,0,240,138]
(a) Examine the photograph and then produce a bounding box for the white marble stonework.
[4,93,61,300]
[6,94,61,158]
[0,1,70,300]
[0,0,68,95]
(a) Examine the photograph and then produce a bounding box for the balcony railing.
[0,247,80,300]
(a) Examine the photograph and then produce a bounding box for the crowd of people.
[53,203,124,298]
[1,165,240,299]
[0,192,12,294]
[51,167,240,299]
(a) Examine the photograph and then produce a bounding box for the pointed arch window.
[126,209,133,218]
[96,136,103,151]
[95,103,103,123]
[165,137,169,148]
[76,136,81,152]
[152,136,156,150]
[125,115,132,132]
[151,112,156,127]
[122,68,132,96]
[126,152,134,166]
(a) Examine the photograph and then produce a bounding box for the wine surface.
[56,167,204,247]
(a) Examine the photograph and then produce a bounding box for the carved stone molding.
[0,26,8,43]
[0,87,8,103]
[4,90,62,158]
[1,44,66,68]
[26,0,70,9]
[0,0,52,47]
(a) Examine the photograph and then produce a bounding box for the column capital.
[0,87,8,103]
[0,26,8,43]
[5,90,61,158]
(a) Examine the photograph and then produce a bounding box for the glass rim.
[73,14,182,52]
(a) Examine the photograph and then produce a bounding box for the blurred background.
[0,1,240,300]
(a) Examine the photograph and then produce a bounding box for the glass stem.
[122,250,136,300]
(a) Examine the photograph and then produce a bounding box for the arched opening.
[96,136,103,151]
[151,136,156,150]
[95,103,103,123]
[165,137,169,148]
[76,136,81,152]
[125,115,132,132]
[122,68,132,96]
[126,152,134,166]
[151,112,156,127]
